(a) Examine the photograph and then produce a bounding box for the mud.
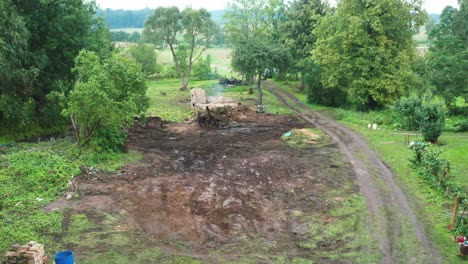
[46,108,359,262]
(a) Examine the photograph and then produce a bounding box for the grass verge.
[272,80,468,263]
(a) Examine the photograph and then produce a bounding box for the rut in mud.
[263,80,442,264]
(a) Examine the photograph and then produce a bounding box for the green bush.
[395,93,447,143]
[63,50,149,150]
[128,43,158,76]
[394,93,422,130]
[418,96,447,143]
[305,62,347,107]
[192,55,219,80]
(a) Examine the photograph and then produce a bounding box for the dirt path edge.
[263,80,442,264]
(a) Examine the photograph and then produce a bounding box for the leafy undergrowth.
[0,138,141,255]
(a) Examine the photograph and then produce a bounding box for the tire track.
[263,80,441,264]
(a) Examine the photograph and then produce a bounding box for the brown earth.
[46,107,364,263]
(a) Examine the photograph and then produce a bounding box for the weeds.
[0,138,141,253]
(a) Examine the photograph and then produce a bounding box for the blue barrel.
[54,250,74,264]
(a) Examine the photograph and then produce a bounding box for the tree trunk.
[299,71,305,91]
[256,72,263,106]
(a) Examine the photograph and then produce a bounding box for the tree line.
[96,8,154,29]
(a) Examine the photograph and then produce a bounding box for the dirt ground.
[46,107,368,263]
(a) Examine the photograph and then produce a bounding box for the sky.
[95,0,459,14]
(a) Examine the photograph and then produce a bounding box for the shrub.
[305,62,347,107]
[418,96,447,143]
[394,93,422,130]
[128,43,158,76]
[63,50,149,150]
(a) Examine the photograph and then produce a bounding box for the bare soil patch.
[47,108,364,263]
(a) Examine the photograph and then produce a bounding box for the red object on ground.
[458,235,465,244]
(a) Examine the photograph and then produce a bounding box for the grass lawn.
[146,79,293,122]
[272,80,468,263]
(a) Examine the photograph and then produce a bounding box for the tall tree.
[313,0,426,109]
[0,0,113,131]
[282,0,327,89]
[144,7,216,90]
[0,0,38,126]
[427,5,468,103]
[225,0,292,104]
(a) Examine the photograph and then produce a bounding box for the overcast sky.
[95,0,459,14]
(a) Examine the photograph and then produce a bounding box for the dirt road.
[263,80,441,264]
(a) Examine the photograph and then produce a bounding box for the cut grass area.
[344,123,468,263]
[273,80,468,263]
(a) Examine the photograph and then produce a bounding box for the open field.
[157,47,234,77]
[110,28,144,33]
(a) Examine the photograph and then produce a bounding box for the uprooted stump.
[197,106,229,127]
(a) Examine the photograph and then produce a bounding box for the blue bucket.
[54,250,74,264]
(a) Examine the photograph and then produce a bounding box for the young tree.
[144,7,216,90]
[225,0,292,104]
[313,0,426,109]
[129,43,158,76]
[63,50,148,150]
[231,39,272,105]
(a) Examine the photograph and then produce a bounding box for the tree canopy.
[428,4,468,103]
[282,0,328,89]
[0,0,112,131]
[313,0,426,109]
[144,7,216,90]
